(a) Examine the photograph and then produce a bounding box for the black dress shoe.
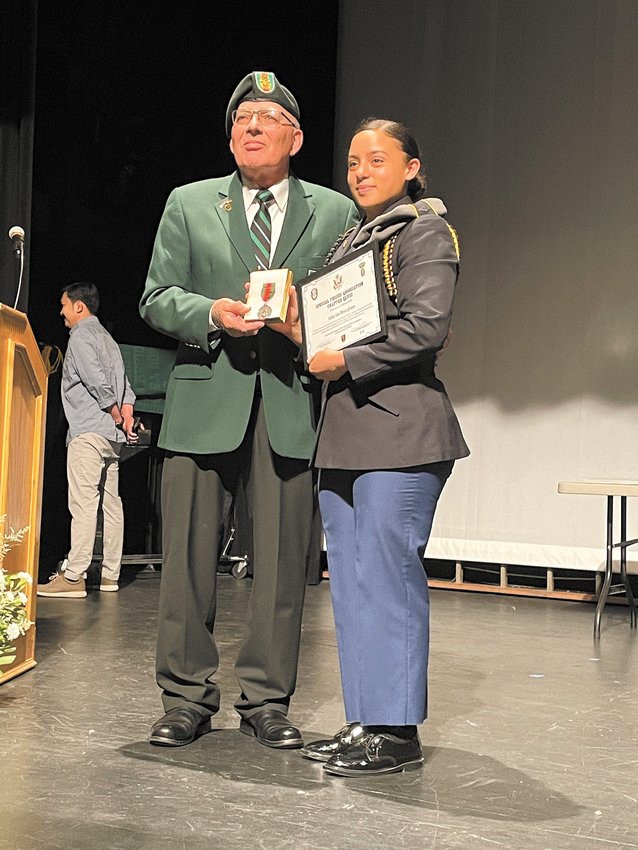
[239,709,303,749]
[323,731,423,776]
[301,722,364,762]
[149,707,210,747]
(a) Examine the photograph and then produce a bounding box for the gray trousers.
[66,432,123,581]
[156,397,313,720]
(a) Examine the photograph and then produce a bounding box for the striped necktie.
[250,189,274,270]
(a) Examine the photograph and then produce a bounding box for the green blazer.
[140,172,358,458]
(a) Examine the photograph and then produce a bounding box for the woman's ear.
[406,157,421,181]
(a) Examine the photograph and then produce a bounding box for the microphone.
[8,226,26,309]
[8,225,25,255]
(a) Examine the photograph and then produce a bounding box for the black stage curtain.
[0,0,38,311]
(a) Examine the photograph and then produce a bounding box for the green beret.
[225,71,300,136]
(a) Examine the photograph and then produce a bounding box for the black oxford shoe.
[149,707,211,747]
[323,731,423,776]
[239,709,303,749]
[301,722,364,762]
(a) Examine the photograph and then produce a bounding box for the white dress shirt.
[209,177,290,333]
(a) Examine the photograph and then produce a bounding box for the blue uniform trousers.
[318,461,452,725]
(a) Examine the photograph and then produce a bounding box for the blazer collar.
[215,172,315,272]
[215,172,254,272]
[272,173,314,268]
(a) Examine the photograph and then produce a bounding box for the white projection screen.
[334,0,638,574]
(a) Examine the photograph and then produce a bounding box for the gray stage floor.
[1,570,637,850]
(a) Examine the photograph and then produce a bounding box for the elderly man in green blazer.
[140,71,357,750]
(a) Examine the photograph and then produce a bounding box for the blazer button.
[248,350,257,360]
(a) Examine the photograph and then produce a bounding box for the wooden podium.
[0,303,48,684]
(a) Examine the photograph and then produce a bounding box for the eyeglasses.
[231,109,296,128]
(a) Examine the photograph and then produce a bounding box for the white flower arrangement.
[0,517,32,667]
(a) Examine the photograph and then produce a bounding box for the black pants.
[156,397,313,719]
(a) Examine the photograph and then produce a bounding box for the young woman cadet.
[300,118,469,776]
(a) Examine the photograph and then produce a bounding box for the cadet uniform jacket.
[314,195,469,470]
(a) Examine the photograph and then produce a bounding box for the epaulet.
[413,198,460,261]
[323,226,357,266]
[416,198,447,216]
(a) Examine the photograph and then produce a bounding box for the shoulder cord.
[328,224,401,302]
[382,235,399,303]
[381,202,421,304]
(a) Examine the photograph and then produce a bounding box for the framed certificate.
[297,244,387,362]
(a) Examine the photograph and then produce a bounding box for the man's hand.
[121,404,138,443]
[109,403,125,429]
[308,348,347,381]
[211,298,264,337]
[109,402,138,441]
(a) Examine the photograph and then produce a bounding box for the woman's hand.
[308,348,347,381]
[265,285,303,346]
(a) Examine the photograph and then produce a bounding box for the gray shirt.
[61,315,136,445]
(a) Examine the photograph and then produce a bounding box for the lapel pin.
[220,199,233,212]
